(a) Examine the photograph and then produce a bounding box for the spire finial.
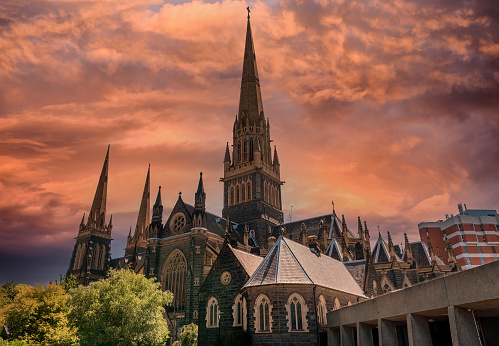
[247,6,250,19]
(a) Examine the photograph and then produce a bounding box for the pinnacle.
[88,146,109,230]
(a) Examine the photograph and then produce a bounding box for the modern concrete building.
[326,260,499,346]
[419,204,499,270]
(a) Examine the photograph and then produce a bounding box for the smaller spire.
[152,186,163,224]
[108,214,113,228]
[357,216,364,240]
[224,142,231,163]
[364,221,371,252]
[273,145,280,166]
[154,186,162,206]
[387,231,396,261]
[195,172,206,212]
[404,233,413,264]
[127,227,132,243]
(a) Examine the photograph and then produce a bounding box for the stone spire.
[364,221,371,253]
[341,215,349,248]
[224,142,231,165]
[273,145,280,166]
[404,233,413,265]
[195,172,206,212]
[238,13,264,123]
[88,145,109,230]
[387,231,396,261]
[152,186,163,224]
[134,165,150,242]
[357,216,364,242]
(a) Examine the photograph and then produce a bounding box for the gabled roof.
[371,234,403,263]
[232,247,263,277]
[326,237,353,262]
[244,236,365,297]
[404,241,445,267]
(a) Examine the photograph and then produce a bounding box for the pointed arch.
[232,294,247,329]
[206,297,219,328]
[230,187,234,206]
[99,244,106,269]
[286,292,308,332]
[161,249,187,311]
[249,137,254,161]
[241,182,246,202]
[236,185,240,204]
[317,295,327,325]
[333,297,341,311]
[79,243,87,270]
[254,294,272,333]
[247,182,252,201]
[92,244,100,269]
[73,244,82,270]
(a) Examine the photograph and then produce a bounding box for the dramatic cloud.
[0,0,498,284]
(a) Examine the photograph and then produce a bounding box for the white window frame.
[285,292,309,332]
[232,294,247,329]
[206,297,219,328]
[254,294,272,333]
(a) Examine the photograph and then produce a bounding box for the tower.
[67,146,112,285]
[221,14,284,248]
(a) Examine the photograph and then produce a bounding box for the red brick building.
[419,204,499,269]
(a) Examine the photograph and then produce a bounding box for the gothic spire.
[238,13,264,123]
[88,145,109,230]
[273,145,280,166]
[224,142,231,163]
[152,186,163,224]
[195,172,206,212]
[134,165,150,241]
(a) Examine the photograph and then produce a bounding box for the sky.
[0,0,498,285]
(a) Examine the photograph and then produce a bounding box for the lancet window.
[254,294,272,332]
[206,297,219,328]
[161,249,187,311]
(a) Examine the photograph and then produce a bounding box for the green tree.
[172,323,198,346]
[3,283,77,345]
[68,269,173,346]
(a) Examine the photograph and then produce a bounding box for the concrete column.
[328,328,341,346]
[341,325,355,346]
[357,322,373,346]
[448,306,481,346]
[406,313,432,346]
[378,319,398,346]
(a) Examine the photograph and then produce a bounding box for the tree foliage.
[172,323,198,346]
[2,283,77,345]
[68,269,173,346]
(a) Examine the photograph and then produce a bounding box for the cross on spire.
[247,6,250,19]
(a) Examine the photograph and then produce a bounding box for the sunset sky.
[1,0,498,285]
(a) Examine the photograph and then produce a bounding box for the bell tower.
[221,13,284,248]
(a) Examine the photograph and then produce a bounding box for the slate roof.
[404,241,445,267]
[272,212,356,242]
[344,260,367,290]
[244,236,366,297]
[232,246,263,277]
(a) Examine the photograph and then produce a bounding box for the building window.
[458,224,463,232]
[496,225,499,232]
[249,138,254,161]
[492,246,496,254]
[149,267,154,276]
[243,140,248,161]
[206,297,219,328]
[241,183,245,202]
[464,246,468,253]
[230,187,234,206]
[467,258,472,266]
[460,234,465,242]
[194,278,200,286]
[481,258,485,265]
[247,183,251,201]
[317,295,327,326]
[254,294,272,333]
[161,249,187,311]
[237,142,241,163]
[333,298,341,310]
[73,244,82,270]
[99,245,106,269]
[232,294,247,329]
[196,246,200,254]
[193,310,198,319]
[78,243,87,269]
[236,185,240,204]
[478,246,482,254]
[286,293,309,332]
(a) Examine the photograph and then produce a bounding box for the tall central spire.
[134,165,151,240]
[88,145,109,229]
[238,15,264,123]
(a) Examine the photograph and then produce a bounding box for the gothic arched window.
[78,243,87,270]
[237,142,241,163]
[233,294,246,328]
[247,182,251,201]
[73,244,81,270]
[333,297,341,311]
[241,183,245,202]
[249,138,254,161]
[161,249,187,311]
[99,245,106,269]
[286,293,308,331]
[92,244,100,269]
[317,295,327,325]
[243,140,248,161]
[254,294,272,333]
[206,297,219,328]
[236,185,240,204]
[230,187,234,206]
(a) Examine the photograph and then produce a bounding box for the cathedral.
[67,14,459,345]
